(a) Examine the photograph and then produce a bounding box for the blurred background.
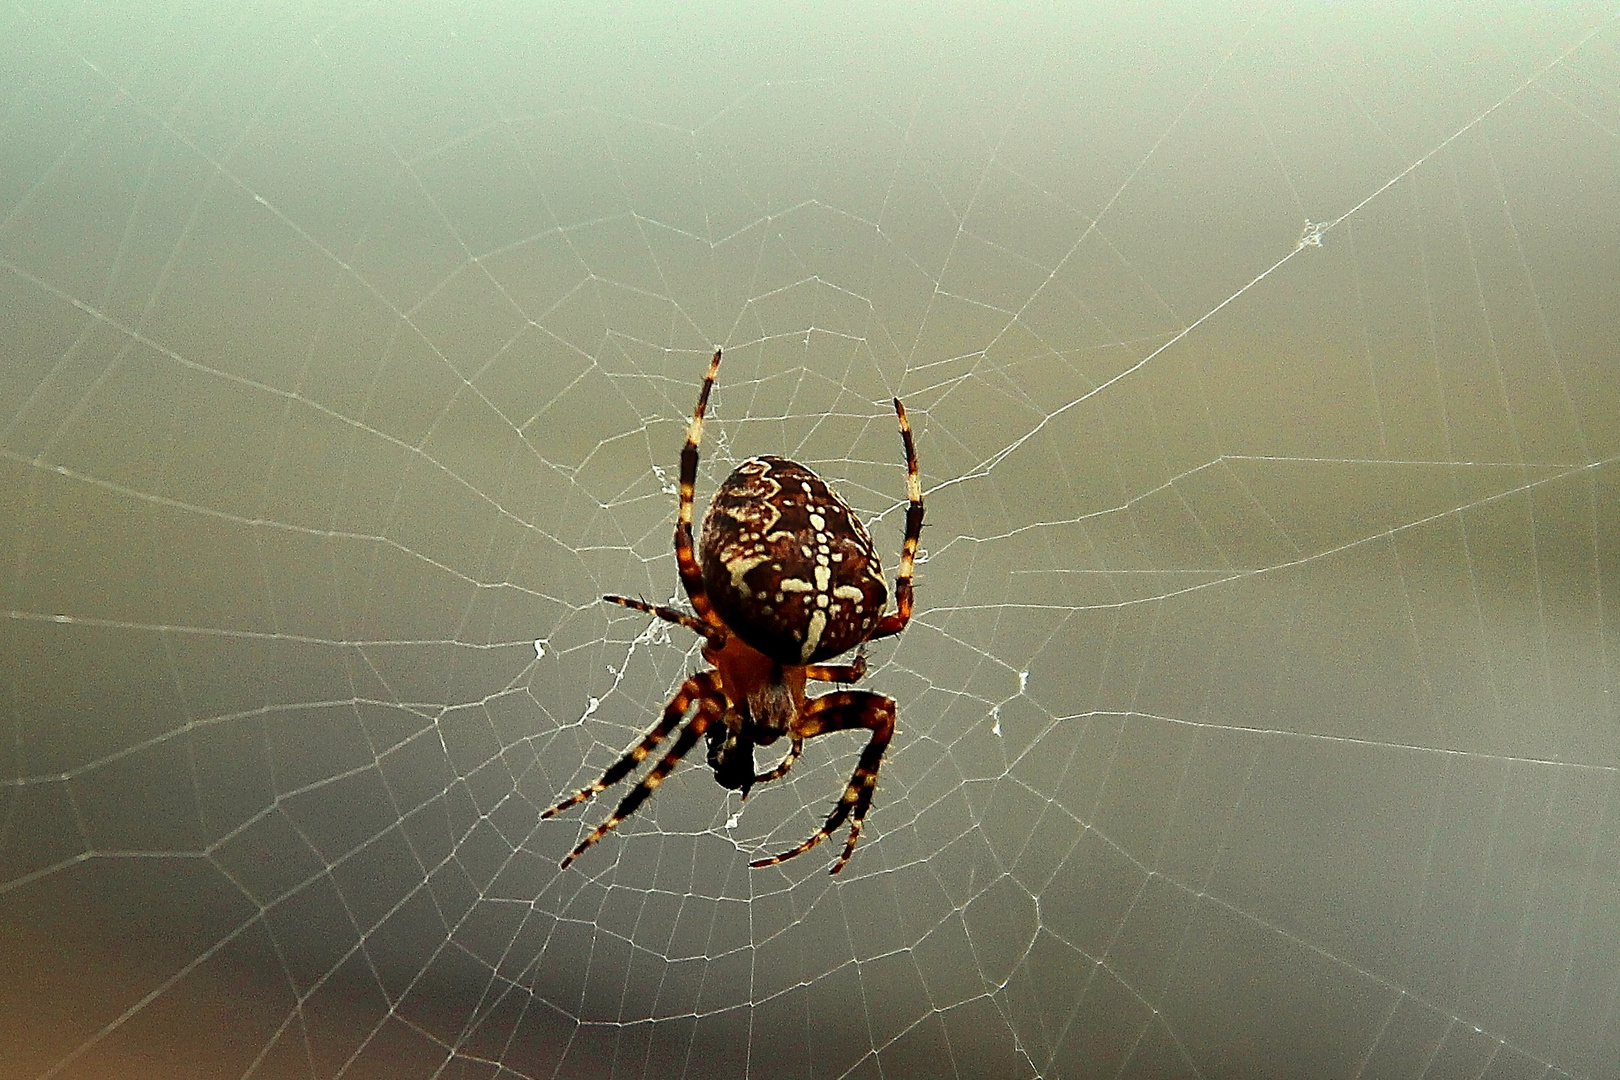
[3,3,1618,1078]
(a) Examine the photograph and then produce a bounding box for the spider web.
[4,3,1620,1078]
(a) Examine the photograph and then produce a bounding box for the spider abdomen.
[700,456,887,665]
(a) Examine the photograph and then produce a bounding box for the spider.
[542,348,923,874]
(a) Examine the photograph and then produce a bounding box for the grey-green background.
[4,4,1619,1078]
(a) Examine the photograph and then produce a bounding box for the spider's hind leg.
[868,398,923,642]
[673,348,725,625]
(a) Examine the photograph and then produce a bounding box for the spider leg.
[674,348,724,626]
[559,694,720,869]
[542,671,718,825]
[805,650,866,684]
[749,690,895,874]
[603,594,720,641]
[748,649,866,789]
[750,735,803,788]
[868,398,922,642]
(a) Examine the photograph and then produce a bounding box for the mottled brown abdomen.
[699,456,888,666]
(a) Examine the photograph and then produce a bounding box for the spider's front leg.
[750,689,896,874]
[543,671,721,868]
[751,735,803,788]
[749,653,865,789]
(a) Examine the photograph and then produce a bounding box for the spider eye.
[699,457,887,665]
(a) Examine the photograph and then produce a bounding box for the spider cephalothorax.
[542,348,922,874]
